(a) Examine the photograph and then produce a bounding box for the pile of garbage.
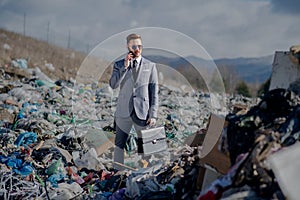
[6,57,293,199]
[198,87,300,199]
[1,60,229,199]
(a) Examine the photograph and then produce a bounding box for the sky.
[0,0,299,59]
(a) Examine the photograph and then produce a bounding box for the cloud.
[0,0,299,58]
[270,0,300,14]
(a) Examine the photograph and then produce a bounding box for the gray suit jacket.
[109,57,158,120]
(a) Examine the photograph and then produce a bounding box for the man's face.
[127,38,143,57]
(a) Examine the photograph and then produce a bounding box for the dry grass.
[0,28,86,80]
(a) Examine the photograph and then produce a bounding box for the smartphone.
[129,51,137,59]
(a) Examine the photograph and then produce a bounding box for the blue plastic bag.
[47,173,65,187]
[14,132,37,147]
[6,158,23,168]
[13,164,35,176]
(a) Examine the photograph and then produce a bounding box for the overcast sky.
[0,0,299,59]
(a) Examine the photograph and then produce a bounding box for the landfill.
[0,59,229,200]
[1,54,300,200]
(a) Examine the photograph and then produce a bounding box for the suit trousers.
[113,110,147,167]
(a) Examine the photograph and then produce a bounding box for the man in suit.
[109,33,159,167]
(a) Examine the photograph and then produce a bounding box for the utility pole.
[23,13,26,36]
[67,30,71,49]
[53,31,56,45]
[46,21,50,43]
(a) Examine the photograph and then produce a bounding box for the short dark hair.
[126,33,142,43]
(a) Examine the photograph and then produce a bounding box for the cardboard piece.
[199,114,231,174]
[199,138,231,175]
[269,143,300,200]
[0,108,15,123]
[184,129,206,147]
[200,114,225,158]
[269,51,300,91]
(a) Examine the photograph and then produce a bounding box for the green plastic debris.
[45,158,62,176]
[35,173,45,187]
[35,79,57,88]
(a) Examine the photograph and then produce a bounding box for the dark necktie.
[132,60,138,81]
[133,60,138,68]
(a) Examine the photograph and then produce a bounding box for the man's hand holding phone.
[124,51,135,69]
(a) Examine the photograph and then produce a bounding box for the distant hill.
[214,55,274,83]
[144,54,274,85]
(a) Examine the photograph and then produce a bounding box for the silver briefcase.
[139,126,168,156]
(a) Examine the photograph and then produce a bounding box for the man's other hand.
[147,118,156,127]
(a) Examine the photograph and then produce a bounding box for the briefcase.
[139,126,168,156]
